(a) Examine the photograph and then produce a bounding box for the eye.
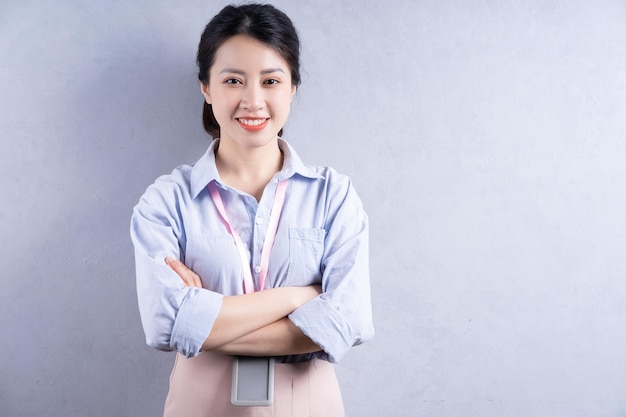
[224,78,242,85]
[264,79,280,85]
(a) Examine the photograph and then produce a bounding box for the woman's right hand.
[164,256,203,288]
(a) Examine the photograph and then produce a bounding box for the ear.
[290,84,296,101]
[200,81,211,104]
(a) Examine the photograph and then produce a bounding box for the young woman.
[130,4,373,416]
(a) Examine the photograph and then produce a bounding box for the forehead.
[212,35,289,72]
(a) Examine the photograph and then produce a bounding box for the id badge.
[231,356,275,406]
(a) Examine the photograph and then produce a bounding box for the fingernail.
[165,256,172,264]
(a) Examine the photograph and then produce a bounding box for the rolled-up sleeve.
[130,176,223,358]
[289,176,374,363]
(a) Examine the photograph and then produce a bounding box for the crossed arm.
[165,257,322,357]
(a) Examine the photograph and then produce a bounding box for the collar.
[190,138,322,199]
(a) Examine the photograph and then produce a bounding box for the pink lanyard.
[208,180,288,294]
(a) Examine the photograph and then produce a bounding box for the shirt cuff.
[288,296,356,363]
[170,288,223,358]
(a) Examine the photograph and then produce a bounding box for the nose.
[241,83,264,111]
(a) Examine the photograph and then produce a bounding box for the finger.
[165,257,202,288]
[165,257,194,286]
[192,273,203,288]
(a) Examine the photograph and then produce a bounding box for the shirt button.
[254,265,262,274]
[255,217,262,225]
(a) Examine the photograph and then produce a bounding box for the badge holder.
[231,356,275,406]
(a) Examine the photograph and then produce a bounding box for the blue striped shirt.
[130,139,373,363]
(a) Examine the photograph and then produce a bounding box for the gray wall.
[2,0,625,416]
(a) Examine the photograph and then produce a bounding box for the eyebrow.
[219,67,286,75]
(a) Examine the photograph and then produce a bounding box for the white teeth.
[239,119,266,126]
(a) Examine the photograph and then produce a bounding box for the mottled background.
[2,0,626,415]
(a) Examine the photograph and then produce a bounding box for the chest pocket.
[287,227,326,285]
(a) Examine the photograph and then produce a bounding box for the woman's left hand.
[164,257,203,288]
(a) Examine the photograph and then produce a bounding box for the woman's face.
[201,35,296,149]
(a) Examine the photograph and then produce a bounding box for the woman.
[130,4,373,416]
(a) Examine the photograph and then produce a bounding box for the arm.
[165,258,321,354]
[131,173,318,358]
[212,318,321,356]
[288,176,374,363]
[201,285,319,351]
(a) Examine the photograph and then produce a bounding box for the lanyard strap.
[208,180,288,294]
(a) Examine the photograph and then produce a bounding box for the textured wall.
[2,0,626,416]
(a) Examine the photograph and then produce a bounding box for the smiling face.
[200,35,296,150]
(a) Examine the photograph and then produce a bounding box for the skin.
[166,257,321,356]
[200,34,297,200]
[166,35,321,356]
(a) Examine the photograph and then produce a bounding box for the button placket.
[252,209,268,278]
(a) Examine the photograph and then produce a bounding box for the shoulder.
[135,164,194,212]
[280,140,355,193]
[308,165,359,196]
[294,164,366,218]
[135,142,218,209]
[283,141,362,205]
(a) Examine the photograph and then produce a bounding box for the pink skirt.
[163,352,345,417]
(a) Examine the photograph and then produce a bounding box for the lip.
[237,117,270,131]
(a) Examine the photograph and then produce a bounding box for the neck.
[215,138,283,198]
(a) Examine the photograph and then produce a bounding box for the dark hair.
[197,3,301,138]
